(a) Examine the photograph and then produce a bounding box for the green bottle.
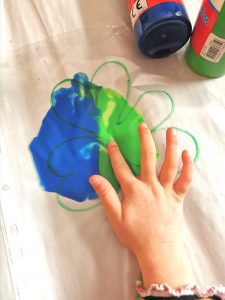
[186,0,225,78]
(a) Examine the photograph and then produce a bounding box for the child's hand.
[89,124,195,288]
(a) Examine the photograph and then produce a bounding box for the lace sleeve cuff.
[136,282,225,300]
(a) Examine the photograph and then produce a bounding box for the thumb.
[89,175,121,225]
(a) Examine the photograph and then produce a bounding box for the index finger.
[107,141,135,187]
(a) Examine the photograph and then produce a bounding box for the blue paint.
[51,76,99,134]
[30,73,100,202]
[133,2,192,58]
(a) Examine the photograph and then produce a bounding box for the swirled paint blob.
[30,72,144,202]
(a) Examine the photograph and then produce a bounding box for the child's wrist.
[135,244,195,288]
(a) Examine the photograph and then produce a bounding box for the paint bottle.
[127,0,192,58]
[186,0,225,78]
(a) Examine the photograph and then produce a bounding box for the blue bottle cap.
[134,2,192,58]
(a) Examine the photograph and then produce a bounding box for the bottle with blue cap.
[127,0,192,58]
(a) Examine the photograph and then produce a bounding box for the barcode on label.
[201,33,225,63]
[206,39,223,59]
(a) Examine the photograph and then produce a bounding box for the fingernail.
[89,176,100,186]
[108,140,117,147]
[185,150,191,158]
[183,150,192,161]
[171,128,177,135]
[139,123,148,129]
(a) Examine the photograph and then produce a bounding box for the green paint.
[56,194,101,212]
[94,87,144,191]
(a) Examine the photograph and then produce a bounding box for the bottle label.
[191,0,224,62]
[200,33,225,62]
[127,0,184,28]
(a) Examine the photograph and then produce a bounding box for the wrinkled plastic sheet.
[1,0,225,299]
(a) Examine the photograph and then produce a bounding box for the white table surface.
[1,0,225,299]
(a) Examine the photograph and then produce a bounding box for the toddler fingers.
[173,150,193,197]
[89,175,122,225]
[159,128,179,186]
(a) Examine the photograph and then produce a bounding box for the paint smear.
[30,72,143,202]
[30,62,199,205]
